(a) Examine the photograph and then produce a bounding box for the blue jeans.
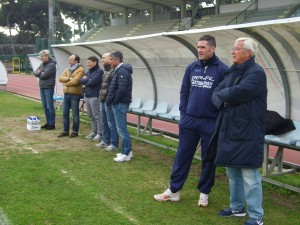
[100,102,119,147]
[40,88,55,125]
[112,103,131,155]
[226,167,264,220]
[62,94,81,133]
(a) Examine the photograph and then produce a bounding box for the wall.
[220,0,300,13]
[258,0,300,9]
[220,1,255,13]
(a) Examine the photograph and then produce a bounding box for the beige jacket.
[59,64,85,95]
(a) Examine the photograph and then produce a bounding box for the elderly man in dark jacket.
[106,50,133,162]
[210,37,267,225]
[34,49,57,130]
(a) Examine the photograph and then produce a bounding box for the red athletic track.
[1,73,299,167]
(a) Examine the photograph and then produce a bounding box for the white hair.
[235,37,258,57]
[39,49,50,57]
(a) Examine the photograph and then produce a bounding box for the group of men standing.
[35,50,133,162]
[35,35,267,225]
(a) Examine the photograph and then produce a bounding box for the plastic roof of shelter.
[56,0,186,13]
[51,17,300,121]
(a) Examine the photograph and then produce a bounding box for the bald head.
[101,53,111,67]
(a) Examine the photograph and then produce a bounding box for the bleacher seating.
[76,3,300,43]
[79,20,180,42]
[243,5,298,23]
[191,12,239,29]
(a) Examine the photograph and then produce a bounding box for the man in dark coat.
[80,56,103,142]
[210,37,267,225]
[106,50,133,162]
[34,49,57,130]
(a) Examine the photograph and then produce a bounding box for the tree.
[0,0,99,45]
[57,2,99,37]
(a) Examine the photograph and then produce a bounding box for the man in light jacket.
[58,54,85,138]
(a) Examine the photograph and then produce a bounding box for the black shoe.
[70,132,78,138]
[41,123,49,129]
[45,125,55,130]
[57,132,69,138]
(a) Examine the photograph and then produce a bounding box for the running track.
[1,73,299,167]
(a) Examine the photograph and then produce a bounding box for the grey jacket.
[34,58,57,88]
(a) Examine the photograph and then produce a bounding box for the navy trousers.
[170,114,216,194]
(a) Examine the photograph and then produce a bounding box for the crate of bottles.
[27,116,41,131]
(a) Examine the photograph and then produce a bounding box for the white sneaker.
[116,151,133,159]
[96,141,108,148]
[154,188,180,202]
[105,145,118,152]
[92,134,102,142]
[85,133,96,139]
[113,154,131,162]
[198,193,209,207]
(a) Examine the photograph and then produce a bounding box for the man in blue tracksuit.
[154,35,228,207]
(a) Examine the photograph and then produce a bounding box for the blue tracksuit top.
[180,54,228,119]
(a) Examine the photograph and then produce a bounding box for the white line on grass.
[0,208,12,225]
[0,126,38,154]
[61,170,140,224]
[96,194,140,225]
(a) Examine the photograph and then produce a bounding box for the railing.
[166,20,181,32]
[227,0,258,25]
[178,17,193,31]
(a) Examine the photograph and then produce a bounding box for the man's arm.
[65,67,85,87]
[217,68,266,105]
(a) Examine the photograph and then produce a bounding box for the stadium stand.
[240,5,299,23]
[78,4,299,42]
[79,20,180,42]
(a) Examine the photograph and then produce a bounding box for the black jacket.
[207,57,267,168]
[80,65,103,98]
[106,64,132,106]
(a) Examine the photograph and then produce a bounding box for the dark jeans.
[40,88,55,125]
[62,94,81,133]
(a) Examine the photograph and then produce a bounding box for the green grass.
[0,92,300,225]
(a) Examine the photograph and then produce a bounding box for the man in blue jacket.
[154,35,228,207]
[210,37,267,225]
[80,56,103,142]
[106,50,133,162]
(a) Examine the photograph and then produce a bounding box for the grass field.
[0,92,299,225]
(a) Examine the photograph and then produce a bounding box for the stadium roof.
[57,0,186,13]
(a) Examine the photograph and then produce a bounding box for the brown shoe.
[70,132,78,138]
[57,132,69,138]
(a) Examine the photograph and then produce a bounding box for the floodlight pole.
[48,0,55,48]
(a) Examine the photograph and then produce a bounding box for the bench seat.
[263,121,300,177]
